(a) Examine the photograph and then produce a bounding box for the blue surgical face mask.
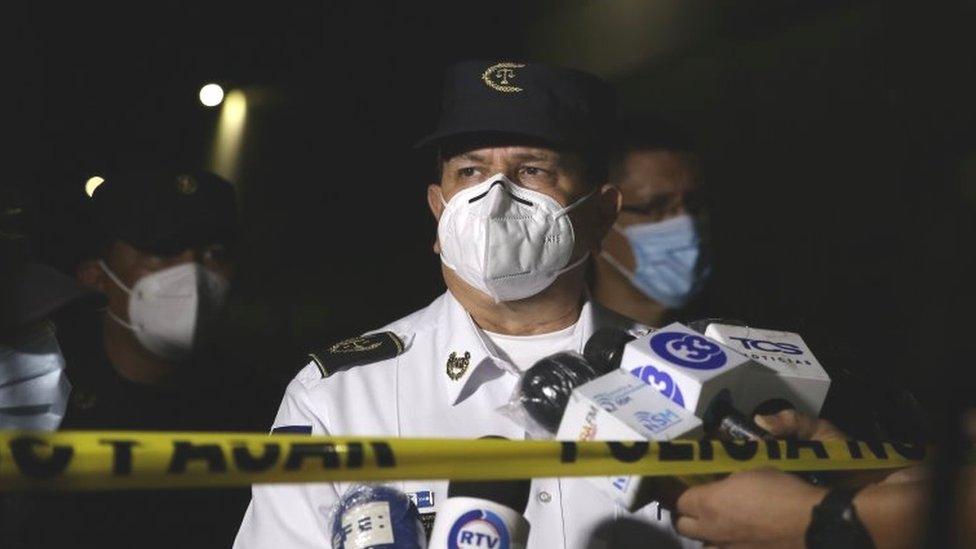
[600,213,710,309]
[0,321,71,431]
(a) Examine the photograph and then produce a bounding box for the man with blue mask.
[0,184,102,431]
[593,116,711,326]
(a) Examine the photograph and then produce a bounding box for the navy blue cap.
[417,60,616,151]
[90,170,238,255]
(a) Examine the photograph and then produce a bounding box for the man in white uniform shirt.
[235,60,698,549]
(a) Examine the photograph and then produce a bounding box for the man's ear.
[427,184,446,222]
[76,259,109,293]
[593,183,622,249]
[427,184,445,254]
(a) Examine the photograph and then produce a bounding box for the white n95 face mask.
[99,261,230,361]
[0,321,71,431]
[437,173,595,302]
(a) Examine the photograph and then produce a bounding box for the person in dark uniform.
[57,169,239,430]
[6,170,254,549]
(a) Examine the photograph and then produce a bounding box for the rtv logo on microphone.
[649,332,727,370]
[448,510,510,549]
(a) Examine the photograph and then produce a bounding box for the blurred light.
[84,176,105,197]
[211,90,247,182]
[199,83,224,107]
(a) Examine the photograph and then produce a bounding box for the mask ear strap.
[556,251,592,277]
[98,260,132,296]
[599,250,638,281]
[558,187,599,217]
[105,309,139,331]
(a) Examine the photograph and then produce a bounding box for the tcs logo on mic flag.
[649,332,727,370]
[448,509,510,549]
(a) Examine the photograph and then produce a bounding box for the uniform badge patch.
[446,351,471,381]
[308,331,405,379]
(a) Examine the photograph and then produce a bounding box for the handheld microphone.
[330,484,427,549]
[428,441,531,549]
[518,351,609,434]
[555,367,703,511]
[583,328,636,372]
[587,323,766,438]
[699,321,831,418]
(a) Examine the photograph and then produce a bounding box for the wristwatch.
[805,486,876,549]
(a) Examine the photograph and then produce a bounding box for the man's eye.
[520,166,547,177]
[458,167,480,178]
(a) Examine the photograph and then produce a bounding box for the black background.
[8,1,976,416]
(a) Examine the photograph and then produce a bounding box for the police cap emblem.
[175,174,198,195]
[481,62,526,93]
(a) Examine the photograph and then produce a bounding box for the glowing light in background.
[84,175,105,197]
[210,89,247,182]
[199,83,225,107]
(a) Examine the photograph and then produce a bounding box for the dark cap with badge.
[417,60,616,151]
[89,169,239,256]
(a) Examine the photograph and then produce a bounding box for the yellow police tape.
[0,431,936,491]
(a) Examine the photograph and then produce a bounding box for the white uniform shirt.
[235,291,700,549]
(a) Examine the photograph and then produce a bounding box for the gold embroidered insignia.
[446,351,471,381]
[481,62,526,93]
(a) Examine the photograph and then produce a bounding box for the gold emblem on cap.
[446,351,471,381]
[175,174,198,195]
[329,336,382,354]
[482,62,526,93]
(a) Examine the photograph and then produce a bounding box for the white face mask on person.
[437,173,595,302]
[99,261,230,361]
[0,321,71,431]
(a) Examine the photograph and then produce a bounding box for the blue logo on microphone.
[448,509,510,549]
[649,332,727,370]
[630,365,685,406]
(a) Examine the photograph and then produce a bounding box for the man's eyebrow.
[512,152,554,162]
[452,152,489,163]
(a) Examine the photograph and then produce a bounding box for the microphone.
[428,445,532,548]
[554,367,704,511]
[518,351,611,434]
[330,484,427,549]
[583,328,637,372]
[699,321,831,418]
[586,322,772,440]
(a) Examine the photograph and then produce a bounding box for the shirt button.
[538,491,552,503]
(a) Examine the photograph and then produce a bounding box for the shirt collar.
[440,291,597,406]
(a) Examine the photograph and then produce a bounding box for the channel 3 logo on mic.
[448,509,511,549]
[649,331,727,370]
[629,365,686,406]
